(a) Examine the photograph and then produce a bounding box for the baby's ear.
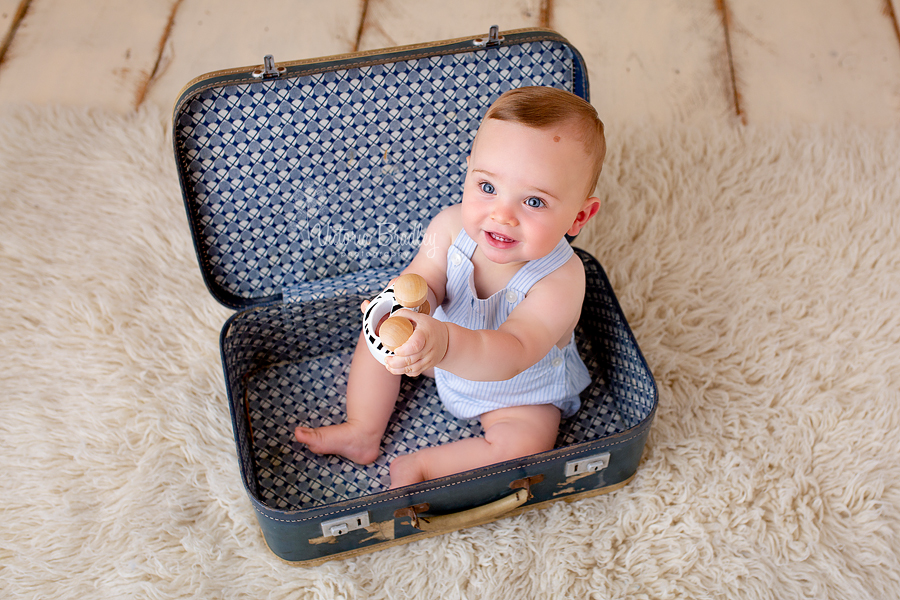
[567,197,601,236]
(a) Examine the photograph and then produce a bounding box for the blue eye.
[525,197,545,208]
[479,182,495,194]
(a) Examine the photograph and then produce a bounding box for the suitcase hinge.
[473,25,504,47]
[252,54,287,79]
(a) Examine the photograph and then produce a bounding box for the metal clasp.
[564,452,610,478]
[252,54,286,79]
[319,512,371,538]
[473,25,504,47]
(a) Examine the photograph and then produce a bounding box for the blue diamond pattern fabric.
[221,251,654,511]
[176,41,576,306]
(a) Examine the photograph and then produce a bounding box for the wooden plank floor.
[1,0,899,126]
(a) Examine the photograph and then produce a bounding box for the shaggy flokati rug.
[1,107,898,600]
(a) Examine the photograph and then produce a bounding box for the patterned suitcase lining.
[223,252,655,511]
[175,40,576,305]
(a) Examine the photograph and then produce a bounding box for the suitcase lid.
[173,27,590,309]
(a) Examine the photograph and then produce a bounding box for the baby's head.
[462,87,605,263]
[483,87,606,197]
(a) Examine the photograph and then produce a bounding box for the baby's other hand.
[384,310,448,377]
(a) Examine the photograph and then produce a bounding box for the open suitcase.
[172,26,658,565]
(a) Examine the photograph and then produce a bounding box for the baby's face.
[461,117,596,266]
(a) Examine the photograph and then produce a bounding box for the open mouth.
[487,231,516,244]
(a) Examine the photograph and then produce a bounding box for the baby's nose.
[490,204,519,227]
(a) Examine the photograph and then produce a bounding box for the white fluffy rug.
[2,106,898,600]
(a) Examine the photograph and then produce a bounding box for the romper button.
[452,253,463,266]
[551,357,563,368]
[505,290,517,303]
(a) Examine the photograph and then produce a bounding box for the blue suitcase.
[172,26,657,565]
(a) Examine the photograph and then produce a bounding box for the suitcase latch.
[319,511,371,538]
[473,25,504,48]
[252,54,287,79]
[564,452,610,478]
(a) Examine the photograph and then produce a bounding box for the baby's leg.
[295,331,400,465]
[389,404,561,488]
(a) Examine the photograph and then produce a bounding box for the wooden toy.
[379,316,414,351]
[363,274,430,362]
[393,273,429,311]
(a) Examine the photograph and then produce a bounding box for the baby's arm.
[387,255,586,380]
[398,208,455,307]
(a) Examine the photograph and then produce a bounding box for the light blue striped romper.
[433,229,592,420]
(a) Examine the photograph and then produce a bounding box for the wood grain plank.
[553,0,734,124]
[887,0,900,50]
[0,0,177,112]
[728,0,900,124]
[0,0,29,63]
[358,0,540,50]
[0,0,20,30]
[143,0,360,111]
[360,0,734,125]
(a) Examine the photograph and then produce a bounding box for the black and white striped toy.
[363,274,430,365]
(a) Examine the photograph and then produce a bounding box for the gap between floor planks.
[1,0,898,121]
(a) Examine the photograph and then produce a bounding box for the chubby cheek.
[460,192,486,227]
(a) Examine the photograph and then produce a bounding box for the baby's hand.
[384,310,448,377]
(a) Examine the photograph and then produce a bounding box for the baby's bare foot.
[294,422,382,466]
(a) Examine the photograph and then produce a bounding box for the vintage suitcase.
[172,26,658,565]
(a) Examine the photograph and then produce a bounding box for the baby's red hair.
[484,86,606,195]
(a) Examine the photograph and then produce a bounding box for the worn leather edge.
[268,473,636,567]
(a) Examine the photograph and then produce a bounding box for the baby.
[295,86,606,488]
